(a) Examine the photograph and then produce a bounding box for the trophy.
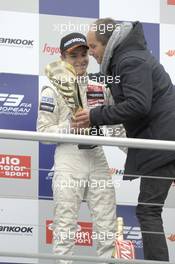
[45,60,83,120]
[111,217,135,260]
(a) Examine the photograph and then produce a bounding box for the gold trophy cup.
[45,60,83,120]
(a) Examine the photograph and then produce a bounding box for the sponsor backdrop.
[0,0,175,263]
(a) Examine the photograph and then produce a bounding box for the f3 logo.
[0,94,24,107]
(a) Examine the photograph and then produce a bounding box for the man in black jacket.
[75,18,175,261]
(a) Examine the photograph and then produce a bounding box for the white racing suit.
[37,61,120,264]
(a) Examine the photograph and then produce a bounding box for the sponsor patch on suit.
[40,102,55,112]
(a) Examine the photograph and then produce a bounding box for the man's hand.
[70,109,90,134]
[75,109,90,129]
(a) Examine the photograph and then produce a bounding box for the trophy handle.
[74,80,83,111]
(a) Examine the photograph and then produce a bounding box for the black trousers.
[136,161,175,261]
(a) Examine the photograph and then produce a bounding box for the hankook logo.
[0,37,34,47]
[0,225,33,235]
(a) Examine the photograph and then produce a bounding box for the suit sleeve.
[37,86,71,135]
[90,57,153,126]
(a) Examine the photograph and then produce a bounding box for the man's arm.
[76,58,153,127]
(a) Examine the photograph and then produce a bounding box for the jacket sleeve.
[37,86,71,135]
[90,57,153,126]
[103,87,127,154]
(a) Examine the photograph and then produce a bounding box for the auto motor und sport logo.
[0,154,31,179]
[0,93,32,116]
[46,220,93,246]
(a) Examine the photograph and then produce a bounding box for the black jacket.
[90,22,175,177]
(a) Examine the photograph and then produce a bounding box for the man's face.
[62,46,89,76]
[87,30,106,64]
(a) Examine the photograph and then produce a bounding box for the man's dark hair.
[92,18,117,46]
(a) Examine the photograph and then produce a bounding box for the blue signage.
[39,143,56,199]
[142,22,160,61]
[118,205,144,259]
[0,73,38,131]
[39,0,99,18]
